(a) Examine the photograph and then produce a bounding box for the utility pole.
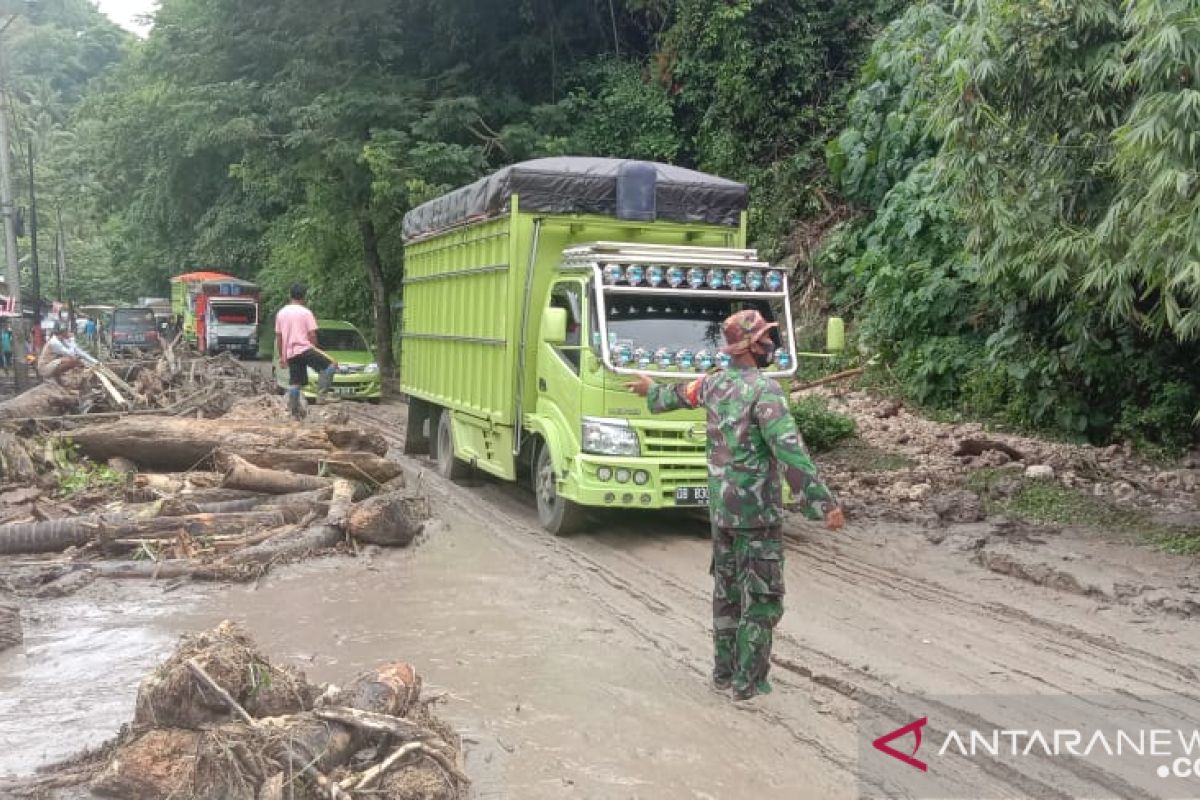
[0,17,27,390]
[26,139,39,330]
[54,207,64,300]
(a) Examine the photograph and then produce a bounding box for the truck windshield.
[601,295,782,357]
[211,303,257,324]
[316,328,368,352]
[113,309,156,332]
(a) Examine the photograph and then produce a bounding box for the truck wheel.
[535,443,585,536]
[434,411,470,482]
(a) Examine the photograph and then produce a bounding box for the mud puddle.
[0,580,211,776]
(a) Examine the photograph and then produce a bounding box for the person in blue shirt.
[0,323,11,374]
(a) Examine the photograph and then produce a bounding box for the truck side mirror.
[542,307,567,345]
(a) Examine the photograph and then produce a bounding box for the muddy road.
[3,400,1199,799]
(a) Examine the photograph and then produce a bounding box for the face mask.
[752,343,773,369]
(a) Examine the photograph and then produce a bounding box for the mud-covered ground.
[2,397,1199,798]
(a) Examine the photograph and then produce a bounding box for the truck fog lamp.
[726,270,745,290]
[667,267,686,288]
[747,270,765,291]
[766,270,784,291]
[622,493,634,504]
[597,466,614,482]
[676,349,694,370]
[646,266,665,287]
[705,269,725,289]
[616,468,632,484]
[686,268,705,289]
[717,352,732,369]
[613,344,633,367]
[654,348,673,368]
[625,265,645,285]
[640,494,652,505]
[603,264,625,285]
[633,470,650,486]
[697,350,715,371]
[633,347,651,368]
[604,492,616,504]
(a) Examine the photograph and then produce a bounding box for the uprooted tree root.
[4,620,468,800]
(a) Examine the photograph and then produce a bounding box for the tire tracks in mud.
[349,405,1187,798]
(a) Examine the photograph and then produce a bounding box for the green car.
[275,319,382,401]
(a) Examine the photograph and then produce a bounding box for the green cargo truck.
[400,158,799,534]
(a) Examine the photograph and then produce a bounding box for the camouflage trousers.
[711,525,785,696]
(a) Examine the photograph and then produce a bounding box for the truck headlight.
[364,362,379,374]
[582,418,639,457]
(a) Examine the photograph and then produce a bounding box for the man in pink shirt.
[275,283,337,419]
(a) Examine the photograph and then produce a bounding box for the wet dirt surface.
[3,398,1199,798]
[0,579,211,776]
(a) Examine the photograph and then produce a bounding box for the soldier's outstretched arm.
[753,384,841,525]
[629,375,704,414]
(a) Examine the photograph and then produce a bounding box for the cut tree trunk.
[347,490,432,547]
[69,417,386,472]
[326,479,355,531]
[0,431,38,483]
[0,382,78,420]
[220,453,331,495]
[0,518,99,555]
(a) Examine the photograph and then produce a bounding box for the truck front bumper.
[562,454,709,510]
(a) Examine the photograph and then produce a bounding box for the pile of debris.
[0,339,274,425]
[0,346,433,655]
[2,621,466,800]
[808,386,1200,522]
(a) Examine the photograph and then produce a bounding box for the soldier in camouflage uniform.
[629,310,844,701]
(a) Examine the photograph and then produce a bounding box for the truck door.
[536,281,585,445]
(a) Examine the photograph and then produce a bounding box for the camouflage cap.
[721,309,778,355]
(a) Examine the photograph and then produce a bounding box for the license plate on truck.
[675,487,709,506]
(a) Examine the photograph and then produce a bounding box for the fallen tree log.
[225,521,342,566]
[0,381,78,420]
[220,453,331,494]
[0,518,99,555]
[89,561,258,582]
[99,509,312,548]
[70,417,387,471]
[789,366,866,395]
[238,448,403,484]
[348,490,432,547]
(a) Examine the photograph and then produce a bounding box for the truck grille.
[639,425,706,457]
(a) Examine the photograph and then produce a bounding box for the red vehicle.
[170,272,261,356]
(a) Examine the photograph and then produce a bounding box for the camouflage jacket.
[646,367,837,529]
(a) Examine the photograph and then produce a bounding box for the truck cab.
[400,158,796,534]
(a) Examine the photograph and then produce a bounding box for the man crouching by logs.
[37,323,97,382]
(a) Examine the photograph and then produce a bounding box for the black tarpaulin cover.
[402,157,748,241]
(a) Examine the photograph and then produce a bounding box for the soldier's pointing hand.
[627,374,654,397]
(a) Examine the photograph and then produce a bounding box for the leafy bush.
[790,396,857,453]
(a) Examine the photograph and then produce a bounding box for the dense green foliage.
[790,396,857,453]
[820,0,1200,451]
